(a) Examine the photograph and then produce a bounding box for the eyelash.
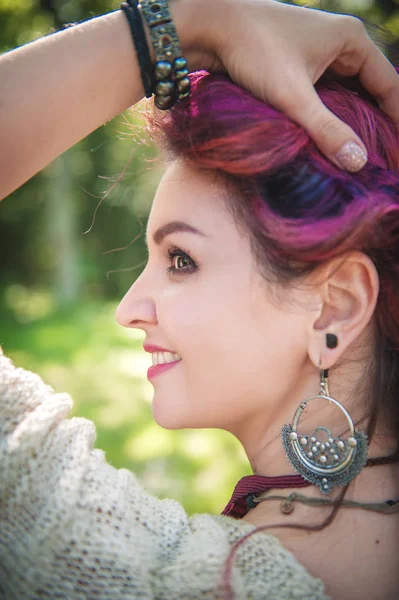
[166,246,197,276]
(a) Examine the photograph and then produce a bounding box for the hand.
[183,0,399,172]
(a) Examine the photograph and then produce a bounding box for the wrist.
[137,0,226,81]
[168,0,224,71]
[137,0,201,68]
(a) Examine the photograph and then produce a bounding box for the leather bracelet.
[121,1,155,98]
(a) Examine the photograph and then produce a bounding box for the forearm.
[0,2,201,201]
[0,10,138,200]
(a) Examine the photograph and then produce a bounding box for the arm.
[0,1,212,201]
[0,348,184,597]
[1,0,398,201]
[0,10,155,200]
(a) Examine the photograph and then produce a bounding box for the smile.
[151,351,181,366]
[147,356,181,381]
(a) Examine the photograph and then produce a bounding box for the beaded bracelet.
[139,0,191,110]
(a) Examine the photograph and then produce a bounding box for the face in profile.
[116,160,317,441]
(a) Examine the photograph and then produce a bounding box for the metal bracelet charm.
[139,0,191,109]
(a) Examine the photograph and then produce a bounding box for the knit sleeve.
[0,348,189,599]
[0,349,330,600]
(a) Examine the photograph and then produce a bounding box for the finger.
[330,18,399,127]
[356,37,399,126]
[277,80,368,172]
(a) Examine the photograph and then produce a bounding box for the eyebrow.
[148,221,208,246]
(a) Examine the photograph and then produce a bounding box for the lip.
[144,344,176,353]
[147,360,181,381]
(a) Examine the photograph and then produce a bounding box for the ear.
[307,251,379,370]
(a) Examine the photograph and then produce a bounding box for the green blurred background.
[0,0,398,515]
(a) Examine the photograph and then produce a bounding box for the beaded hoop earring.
[282,335,368,494]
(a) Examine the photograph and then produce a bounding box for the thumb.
[281,84,368,173]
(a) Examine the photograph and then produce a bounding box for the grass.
[0,288,251,515]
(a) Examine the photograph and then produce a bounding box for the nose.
[115,270,157,330]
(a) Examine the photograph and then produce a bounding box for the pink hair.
[151,68,399,347]
[150,67,399,599]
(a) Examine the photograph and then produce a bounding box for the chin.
[151,400,183,430]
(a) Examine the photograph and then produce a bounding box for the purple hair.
[151,67,399,360]
[150,67,399,599]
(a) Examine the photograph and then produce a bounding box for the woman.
[0,1,398,599]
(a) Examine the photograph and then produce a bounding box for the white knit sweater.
[0,349,330,599]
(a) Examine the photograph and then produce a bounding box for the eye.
[166,247,197,276]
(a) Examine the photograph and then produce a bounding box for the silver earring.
[281,368,368,494]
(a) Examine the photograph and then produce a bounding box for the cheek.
[155,280,305,426]
[153,298,299,431]
[158,286,260,398]
[155,286,252,419]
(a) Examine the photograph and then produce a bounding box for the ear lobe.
[307,251,379,370]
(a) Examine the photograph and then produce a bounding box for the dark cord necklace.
[251,491,399,515]
[221,450,399,519]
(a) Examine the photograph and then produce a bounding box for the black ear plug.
[326,333,338,349]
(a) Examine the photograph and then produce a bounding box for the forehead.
[144,160,277,299]
[146,161,234,244]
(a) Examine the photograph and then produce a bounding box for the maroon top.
[221,474,311,519]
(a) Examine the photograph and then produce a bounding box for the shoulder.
[184,514,330,599]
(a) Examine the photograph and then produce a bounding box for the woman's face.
[116,160,312,440]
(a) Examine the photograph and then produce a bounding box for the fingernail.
[336,141,368,172]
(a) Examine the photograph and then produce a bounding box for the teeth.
[152,352,181,366]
